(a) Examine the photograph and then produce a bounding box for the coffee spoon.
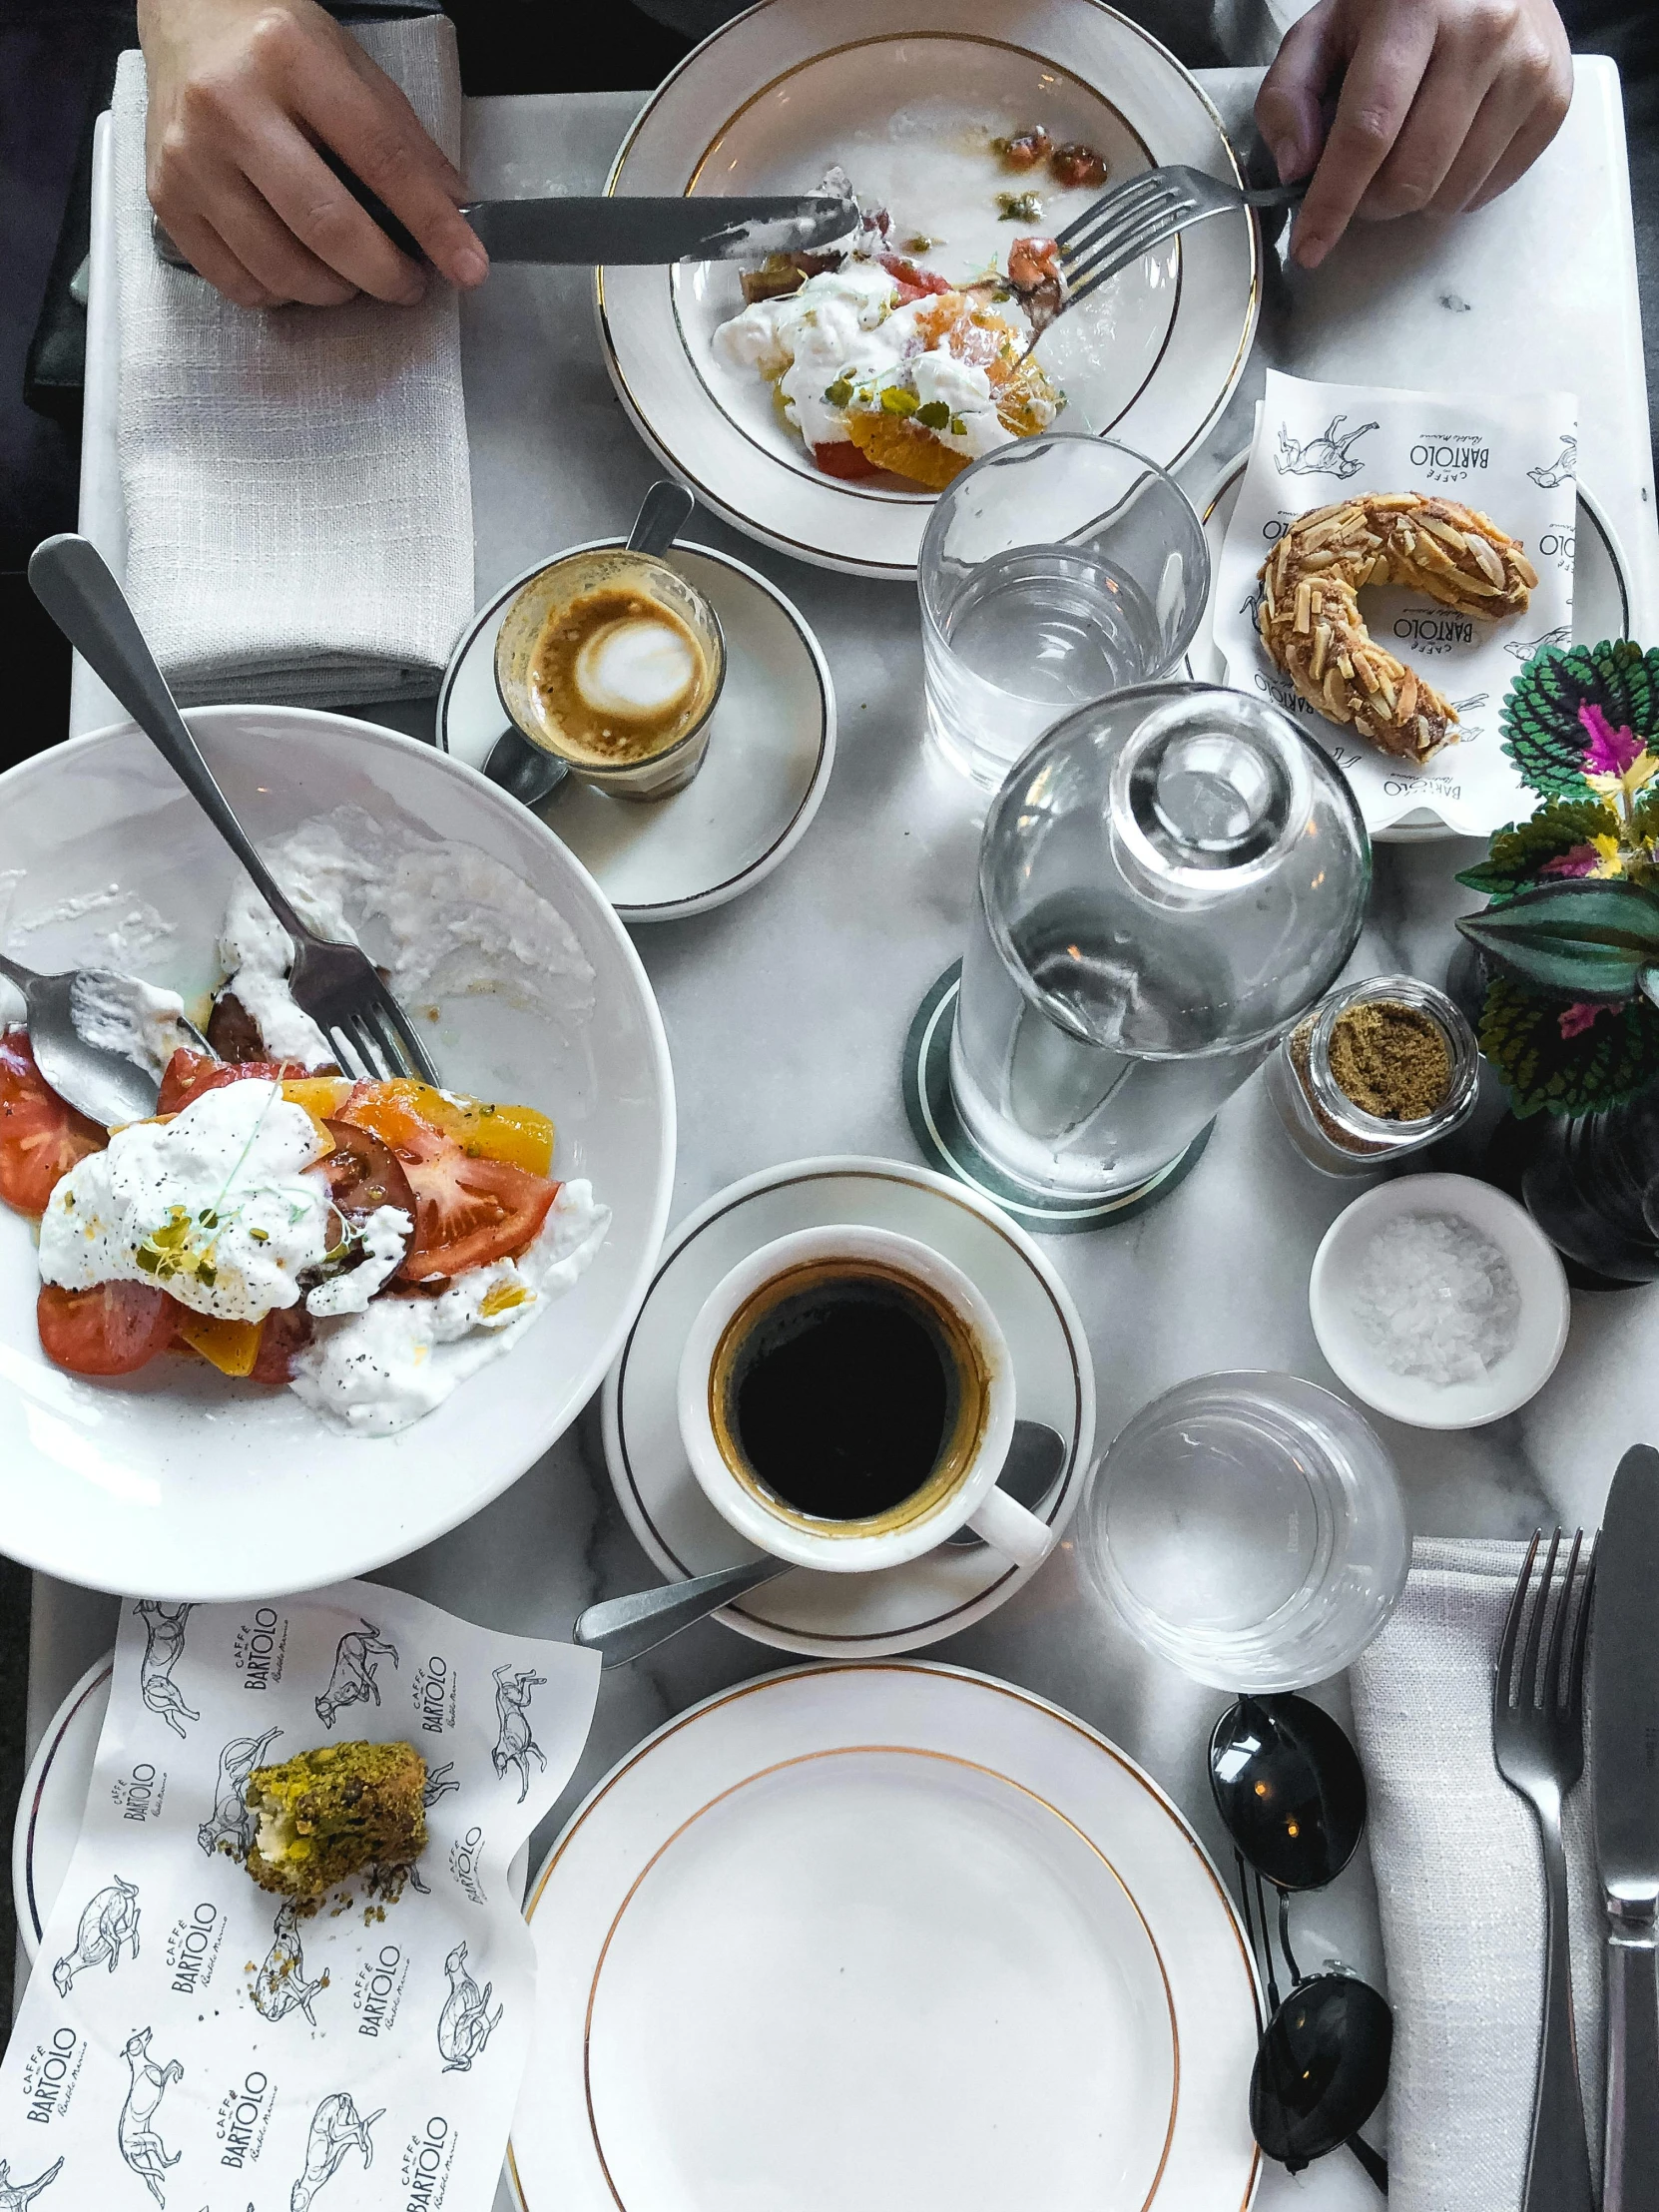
[484,478,696,808]
[573,1416,1067,1667]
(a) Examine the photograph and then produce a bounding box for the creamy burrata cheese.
[290,1179,609,1435]
[39,1081,332,1323]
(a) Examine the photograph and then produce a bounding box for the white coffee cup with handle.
[677,1224,1051,1572]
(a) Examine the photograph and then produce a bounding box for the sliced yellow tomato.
[370,1079,554,1177]
[174,1311,264,1378]
[280,1077,355,1155]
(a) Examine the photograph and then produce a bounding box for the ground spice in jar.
[1328,1000,1451,1121]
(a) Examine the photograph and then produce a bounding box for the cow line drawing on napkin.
[0,1579,600,2210]
[1213,368,1579,837]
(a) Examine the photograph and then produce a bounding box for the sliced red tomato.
[157,1048,309,1116]
[335,1090,556,1280]
[877,253,954,302]
[311,1119,416,1223]
[812,440,883,481]
[37,1282,176,1377]
[0,1027,107,1216]
[249,1304,314,1385]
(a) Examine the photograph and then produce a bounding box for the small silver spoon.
[485,479,696,809]
[0,953,209,1126]
[573,1417,1066,1668]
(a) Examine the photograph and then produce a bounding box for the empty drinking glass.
[1079,1372,1410,1690]
[919,433,1209,789]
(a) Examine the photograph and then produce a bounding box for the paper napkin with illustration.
[1213,368,1579,837]
[0,1582,598,2209]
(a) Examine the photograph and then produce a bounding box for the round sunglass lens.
[1251,1971,1391,2169]
[1209,1693,1368,1890]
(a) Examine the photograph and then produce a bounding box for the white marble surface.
[43,61,1659,2211]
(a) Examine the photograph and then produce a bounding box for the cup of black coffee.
[677,1227,1050,1571]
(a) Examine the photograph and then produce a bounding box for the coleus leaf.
[1455,876,1659,1000]
[1501,640,1659,800]
[1455,797,1619,900]
[1479,975,1659,1116]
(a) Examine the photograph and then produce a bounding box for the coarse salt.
[1349,1211,1520,1385]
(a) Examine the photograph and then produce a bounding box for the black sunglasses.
[1209,1693,1392,2195]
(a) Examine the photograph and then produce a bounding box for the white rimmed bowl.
[0,706,675,1600]
[1310,1172,1571,1429]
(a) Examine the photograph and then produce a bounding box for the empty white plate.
[508,1661,1261,2212]
[440,542,835,921]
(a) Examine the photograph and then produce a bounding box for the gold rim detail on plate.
[577,1742,1181,2212]
[508,1661,1261,2212]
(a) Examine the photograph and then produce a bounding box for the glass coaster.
[901,964,1212,1235]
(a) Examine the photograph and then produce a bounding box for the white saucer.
[439,540,835,922]
[13,1655,529,1961]
[601,1155,1096,1657]
[507,1661,1260,2212]
[1188,453,1632,844]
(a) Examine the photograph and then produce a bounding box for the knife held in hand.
[153,154,856,273]
[1592,1441,1659,2212]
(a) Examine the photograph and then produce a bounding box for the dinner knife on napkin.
[1592,1442,1659,2212]
[154,167,857,271]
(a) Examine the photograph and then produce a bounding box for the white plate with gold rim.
[597,0,1259,578]
[507,1661,1260,2212]
[12,1652,530,1964]
[439,541,835,922]
[602,1156,1095,1658]
[1189,452,1632,842]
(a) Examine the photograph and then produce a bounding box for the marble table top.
[47,60,1659,2211]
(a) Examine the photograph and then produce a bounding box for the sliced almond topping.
[1398,667,1418,721]
[1469,535,1506,586]
[1512,551,1538,589]
[1311,619,1332,680]
[1295,580,1313,633]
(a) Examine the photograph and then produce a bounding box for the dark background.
[0,0,1653,2023]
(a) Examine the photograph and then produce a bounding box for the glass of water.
[1078,1372,1410,1691]
[919,433,1210,789]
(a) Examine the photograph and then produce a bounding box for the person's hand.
[1255,0,1572,270]
[136,0,488,308]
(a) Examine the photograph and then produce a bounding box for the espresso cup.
[677,1226,1052,1572]
[494,543,726,801]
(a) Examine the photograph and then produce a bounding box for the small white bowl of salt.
[1309,1172,1570,1429]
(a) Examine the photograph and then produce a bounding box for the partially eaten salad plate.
[598,0,1259,575]
[0,707,674,1601]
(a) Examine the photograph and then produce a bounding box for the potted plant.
[1454,640,1659,1279]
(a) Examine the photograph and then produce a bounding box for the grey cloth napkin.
[1350,1535,1604,2212]
[110,17,473,707]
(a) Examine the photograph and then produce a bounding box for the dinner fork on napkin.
[1349,1537,1604,2212]
[109,14,473,708]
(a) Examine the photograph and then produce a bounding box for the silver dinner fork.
[1492,1527,1598,2212]
[1051,163,1307,316]
[28,534,438,1086]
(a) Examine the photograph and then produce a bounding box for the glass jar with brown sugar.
[1265,974,1480,1176]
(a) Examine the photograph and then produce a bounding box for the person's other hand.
[137,0,488,307]
[1255,0,1572,269]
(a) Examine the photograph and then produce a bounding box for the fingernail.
[1294,231,1328,271]
[454,244,488,287]
[1269,133,1300,183]
[396,275,427,306]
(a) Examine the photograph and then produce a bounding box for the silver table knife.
[1593,1442,1659,2212]
[155,186,855,271]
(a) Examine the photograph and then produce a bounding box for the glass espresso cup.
[494,544,726,800]
[677,1227,1049,1571]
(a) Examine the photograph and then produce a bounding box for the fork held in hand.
[27,534,437,1087]
[1492,1527,1598,2212]
[1050,163,1306,319]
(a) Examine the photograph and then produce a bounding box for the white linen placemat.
[1350,1535,1603,2212]
[110,17,474,707]
[1212,368,1578,838]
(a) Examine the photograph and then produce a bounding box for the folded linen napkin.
[1349,1536,1604,2212]
[110,16,473,706]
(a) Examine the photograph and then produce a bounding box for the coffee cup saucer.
[439,538,835,923]
[601,1155,1096,1658]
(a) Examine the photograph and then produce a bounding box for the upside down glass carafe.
[948,684,1372,1207]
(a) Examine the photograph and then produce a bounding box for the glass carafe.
[948,684,1372,1207]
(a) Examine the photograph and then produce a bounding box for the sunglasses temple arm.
[1345,2132,1389,2194]
[1277,1884,1303,1987]
[1254,1865,1285,2014]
